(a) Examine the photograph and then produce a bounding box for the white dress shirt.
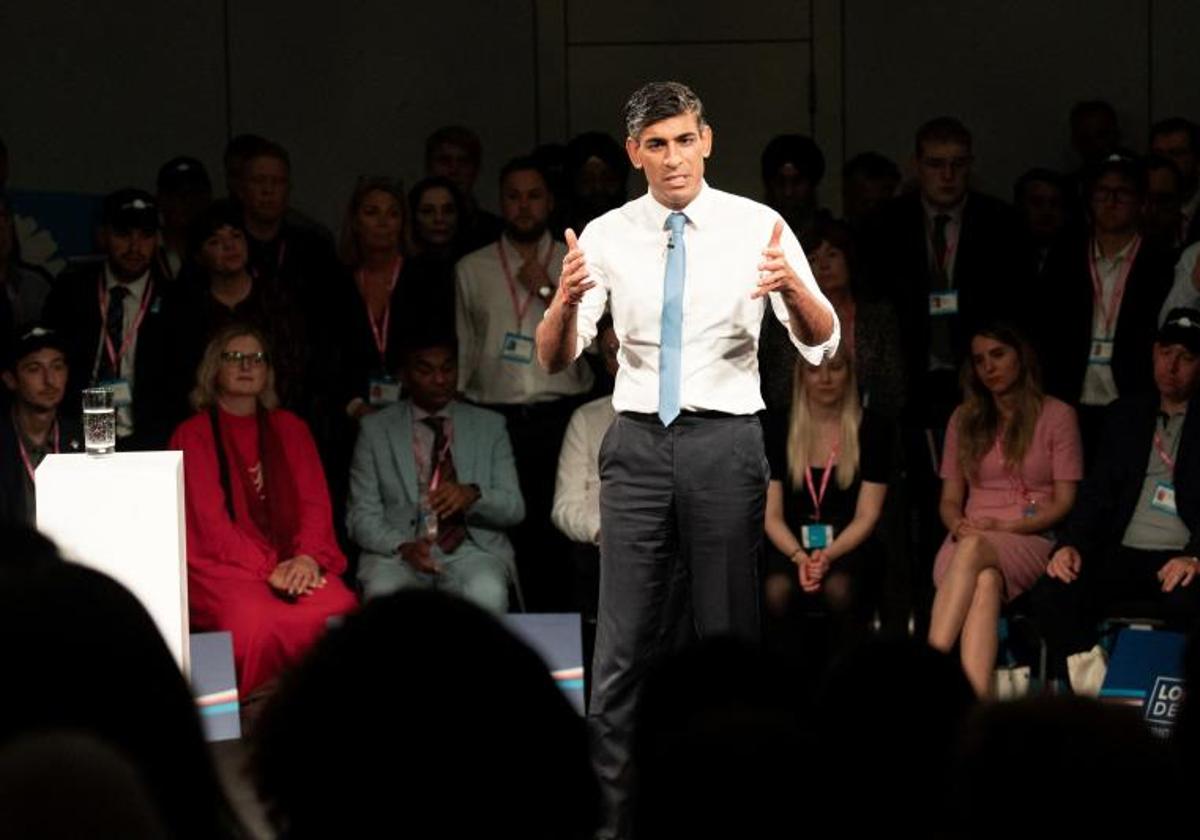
[568,183,838,415]
[1081,236,1136,407]
[99,266,150,438]
[1159,240,1200,324]
[552,394,615,545]
[456,232,594,404]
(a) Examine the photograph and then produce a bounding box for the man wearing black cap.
[43,189,174,450]
[156,156,212,281]
[0,326,83,525]
[1029,307,1200,681]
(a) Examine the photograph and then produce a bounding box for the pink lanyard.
[497,240,552,331]
[15,419,60,485]
[1154,429,1176,478]
[804,444,839,522]
[412,419,454,491]
[96,276,154,375]
[357,258,401,365]
[1088,235,1142,338]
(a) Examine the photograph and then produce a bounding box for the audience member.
[1159,239,1200,320]
[841,151,900,229]
[252,590,598,839]
[1069,99,1122,173]
[457,156,592,608]
[398,175,466,341]
[0,556,246,839]
[425,125,504,252]
[1030,309,1200,680]
[0,192,52,330]
[929,325,1082,696]
[763,346,893,655]
[564,131,630,234]
[1145,153,1185,252]
[1150,117,1200,247]
[155,155,212,281]
[1013,167,1069,277]
[224,133,333,246]
[43,189,175,449]
[1041,155,1173,449]
[347,337,524,609]
[0,327,83,526]
[169,324,357,696]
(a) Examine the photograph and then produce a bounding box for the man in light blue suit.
[347,337,524,611]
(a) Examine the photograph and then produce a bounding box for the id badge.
[1089,339,1114,365]
[368,376,400,407]
[501,332,535,365]
[100,378,133,407]
[801,523,834,550]
[1151,481,1178,516]
[929,291,959,316]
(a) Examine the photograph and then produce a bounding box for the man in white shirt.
[536,80,838,838]
[457,156,594,610]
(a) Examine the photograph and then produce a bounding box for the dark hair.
[1151,116,1200,151]
[761,134,825,185]
[1084,154,1147,197]
[498,155,549,188]
[222,133,268,179]
[624,81,705,139]
[915,116,972,156]
[1144,152,1182,184]
[1013,167,1067,204]
[186,199,246,259]
[424,125,482,168]
[566,131,630,182]
[842,151,900,182]
[1070,99,1117,125]
[252,591,599,838]
[244,139,291,173]
[407,175,467,250]
[800,218,860,286]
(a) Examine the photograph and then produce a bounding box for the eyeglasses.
[220,351,268,367]
[1092,187,1139,205]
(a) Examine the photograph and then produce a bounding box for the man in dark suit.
[1029,308,1200,681]
[43,189,175,450]
[1040,156,1174,452]
[1150,117,1200,248]
[0,326,84,526]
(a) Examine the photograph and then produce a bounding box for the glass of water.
[82,387,116,455]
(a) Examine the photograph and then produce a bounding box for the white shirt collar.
[1091,234,1137,264]
[103,264,150,299]
[642,180,715,231]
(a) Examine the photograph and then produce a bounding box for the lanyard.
[15,418,60,485]
[1088,234,1141,339]
[497,240,552,331]
[1154,428,1177,477]
[97,276,154,376]
[804,444,839,522]
[357,258,401,365]
[412,418,454,491]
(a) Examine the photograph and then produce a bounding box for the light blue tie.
[659,211,687,426]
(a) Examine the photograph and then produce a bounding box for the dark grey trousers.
[589,411,768,839]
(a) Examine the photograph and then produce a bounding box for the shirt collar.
[1091,235,1137,264]
[103,263,150,298]
[411,401,454,422]
[499,230,551,262]
[643,180,714,231]
[922,194,967,225]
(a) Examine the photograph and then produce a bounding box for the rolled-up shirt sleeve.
[768,218,840,365]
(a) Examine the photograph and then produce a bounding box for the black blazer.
[1059,392,1200,560]
[42,262,176,450]
[1039,236,1173,405]
[859,190,1032,408]
[0,411,85,527]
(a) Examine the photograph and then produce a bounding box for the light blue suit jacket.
[347,400,525,574]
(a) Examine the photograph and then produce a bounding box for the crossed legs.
[928,534,1004,697]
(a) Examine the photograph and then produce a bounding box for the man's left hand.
[1158,556,1200,592]
[753,220,806,302]
[429,481,480,519]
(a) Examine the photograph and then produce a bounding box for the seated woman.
[170,324,358,695]
[763,346,893,653]
[929,324,1083,697]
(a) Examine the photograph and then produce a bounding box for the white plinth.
[36,451,189,675]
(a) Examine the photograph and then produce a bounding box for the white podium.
[36,451,189,674]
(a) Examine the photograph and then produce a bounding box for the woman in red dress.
[170,323,358,695]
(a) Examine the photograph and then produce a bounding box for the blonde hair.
[787,347,862,490]
[956,324,1043,479]
[189,323,280,412]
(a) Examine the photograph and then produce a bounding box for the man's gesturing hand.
[558,228,595,308]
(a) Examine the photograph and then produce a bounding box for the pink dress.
[932,397,1083,600]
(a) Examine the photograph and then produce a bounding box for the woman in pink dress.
[929,324,1083,696]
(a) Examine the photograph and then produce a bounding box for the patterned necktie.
[100,285,129,380]
[421,416,466,553]
[659,211,688,426]
[931,213,951,288]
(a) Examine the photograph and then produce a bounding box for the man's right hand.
[1046,546,1082,583]
[399,540,442,575]
[558,229,595,309]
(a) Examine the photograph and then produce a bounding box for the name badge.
[99,378,133,407]
[1151,481,1178,516]
[368,376,400,407]
[1089,339,1114,365]
[929,291,959,316]
[501,332,535,365]
[801,523,835,550]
